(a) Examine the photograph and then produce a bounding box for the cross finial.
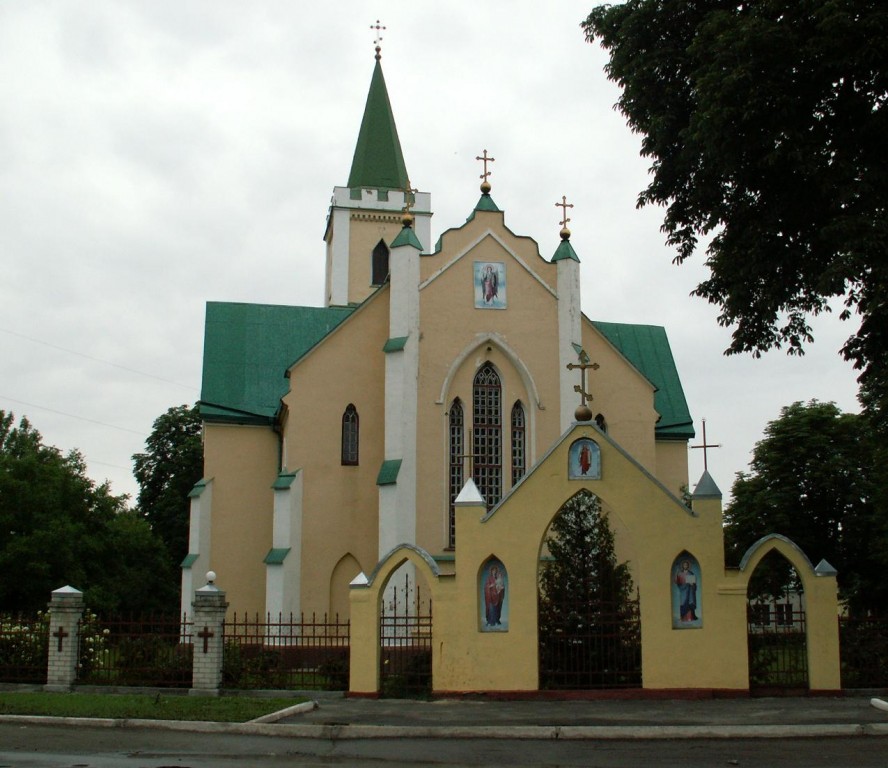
[371,20,386,60]
[690,418,721,472]
[476,149,495,193]
[401,178,418,226]
[566,350,600,422]
[556,195,574,240]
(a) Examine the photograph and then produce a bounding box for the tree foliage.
[723,401,886,613]
[583,1,888,422]
[132,404,203,567]
[538,492,639,687]
[0,411,176,614]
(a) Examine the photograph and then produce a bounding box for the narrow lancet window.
[341,404,359,465]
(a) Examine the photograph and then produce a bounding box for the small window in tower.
[371,240,390,286]
[341,404,359,465]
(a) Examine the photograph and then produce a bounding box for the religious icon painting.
[671,553,702,629]
[479,557,509,632]
[568,438,601,480]
[473,261,507,309]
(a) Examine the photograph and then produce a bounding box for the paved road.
[2,723,888,767]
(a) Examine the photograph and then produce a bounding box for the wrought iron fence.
[76,614,193,688]
[222,613,350,690]
[0,612,49,684]
[839,614,888,688]
[538,597,642,689]
[746,602,808,690]
[379,577,433,698]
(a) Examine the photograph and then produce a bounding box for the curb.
[2,715,888,740]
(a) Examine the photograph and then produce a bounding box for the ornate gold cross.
[555,195,574,229]
[476,149,496,182]
[402,178,418,214]
[567,351,600,421]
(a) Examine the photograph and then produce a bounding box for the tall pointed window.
[371,240,390,286]
[447,399,464,548]
[511,401,526,486]
[473,363,502,509]
[341,404,359,465]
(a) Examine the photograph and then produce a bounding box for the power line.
[0,327,198,391]
[0,395,148,436]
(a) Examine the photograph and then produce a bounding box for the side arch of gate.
[737,534,840,691]
[348,543,443,696]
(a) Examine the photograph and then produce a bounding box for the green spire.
[347,59,409,190]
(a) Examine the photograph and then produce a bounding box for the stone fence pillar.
[190,571,227,696]
[45,585,85,692]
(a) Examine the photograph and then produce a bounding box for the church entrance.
[537,491,642,690]
[378,571,433,698]
[746,551,809,693]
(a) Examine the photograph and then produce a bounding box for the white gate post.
[45,586,84,692]
[190,571,228,696]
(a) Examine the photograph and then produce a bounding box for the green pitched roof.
[347,59,408,190]
[592,321,695,440]
[200,301,354,424]
[390,224,423,250]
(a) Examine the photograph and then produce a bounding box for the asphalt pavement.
[4,693,888,741]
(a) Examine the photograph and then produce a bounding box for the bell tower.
[323,33,431,307]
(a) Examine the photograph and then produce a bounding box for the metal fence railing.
[76,614,193,688]
[222,613,350,691]
[839,614,888,689]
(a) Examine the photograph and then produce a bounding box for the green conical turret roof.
[347,59,409,190]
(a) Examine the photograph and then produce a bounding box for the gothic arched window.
[511,401,526,486]
[371,240,390,286]
[473,363,502,509]
[447,399,464,548]
[341,404,359,465]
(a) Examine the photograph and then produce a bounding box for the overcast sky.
[1,1,861,506]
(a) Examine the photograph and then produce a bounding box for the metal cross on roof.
[556,195,574,229]
[402,178,418,214]
[371,20,386,59]
[567,350,600,421]
[690,418,721,471]
[476,149,496,182]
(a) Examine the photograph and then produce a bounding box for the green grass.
[0,692,305,722]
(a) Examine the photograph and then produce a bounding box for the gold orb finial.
[575,403,593,422]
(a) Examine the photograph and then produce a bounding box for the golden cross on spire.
[566,350,600,422]
[475,149,495,192]
[556,195,574,229]
[402,178,417,214]
[401,178,418,227]
[690,418,721,472]
[370,20,386,59]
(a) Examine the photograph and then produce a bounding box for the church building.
[182,47,698,623]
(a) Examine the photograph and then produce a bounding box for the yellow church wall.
[413,212,564,554]
[282,292,390,616]
[655,439,692,498]
[203,423,279,614]
[429,425,750,693]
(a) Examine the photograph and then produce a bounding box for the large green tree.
[0,411,176,614]
[583,1,888,423]
[723,401,886,613]
[132,404,203,568]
